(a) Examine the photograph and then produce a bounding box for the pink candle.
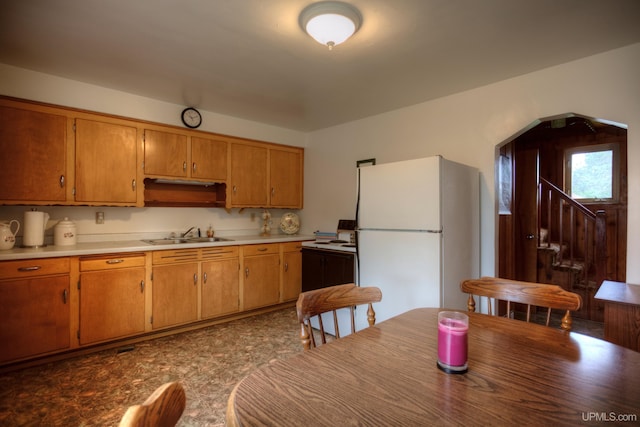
[437,311,468,373]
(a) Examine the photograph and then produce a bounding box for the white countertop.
[0,234,315,261]
[301,241,357,253]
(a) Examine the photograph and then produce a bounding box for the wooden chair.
[461,277,582,331]
[119,381,186,427]
[296,283,382,350]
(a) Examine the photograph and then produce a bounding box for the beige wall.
[1,43,638,282]
[303,43,640,282]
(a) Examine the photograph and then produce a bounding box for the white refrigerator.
[355,155,479,327]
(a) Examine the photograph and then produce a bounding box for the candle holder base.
[437,360,468,374]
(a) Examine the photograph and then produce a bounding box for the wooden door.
[191,136,227,181]
[151,263,199,329]
[230,143,268,207]
[201,258,240,318]
[270,148,302,208]
[0,275,70,363]
[243,254,280,310]
[144,129,189,177]
[513,146,539,282]
[79,268,145,345]
[75,119,138,203]
[0,105,67,202]
[282,246,302,301]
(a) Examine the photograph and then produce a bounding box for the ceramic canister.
[54,217,77,246]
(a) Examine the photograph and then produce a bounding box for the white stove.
[301,240,356,253]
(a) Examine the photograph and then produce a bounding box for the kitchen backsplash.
[0,206,301,244]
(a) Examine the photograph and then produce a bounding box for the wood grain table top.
[227,308,640,426]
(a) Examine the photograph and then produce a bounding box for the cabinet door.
[282,246,302,301]
[0,275,70,363]
[243,254,280,310]
[152,263,198,329]
[79,267,146,345]
[191,136,227,181]
[270,148,303,208]
[0,105,67,202]
[201,258,240,318]
[230,143,268,207]
[144,129,189,177]
[75,119,138,203]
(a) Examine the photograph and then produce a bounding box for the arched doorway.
[496,113,627,322]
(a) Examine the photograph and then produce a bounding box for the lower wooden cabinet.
[201,247,240,319]
[78,254,146,345]
[241,244,280,310]
[151,261,199,330]
[1,241,304,367]
[281,242,302,302]
[0,258,70,363]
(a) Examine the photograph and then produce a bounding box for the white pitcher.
[23,210,50,247]
[0,220,20,250]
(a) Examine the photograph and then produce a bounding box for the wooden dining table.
[226,308,640,426]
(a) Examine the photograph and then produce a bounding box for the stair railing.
[538,177,607,287]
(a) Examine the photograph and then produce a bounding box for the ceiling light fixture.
[299,1,362,50]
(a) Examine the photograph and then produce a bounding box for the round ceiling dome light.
[299,1,362,50]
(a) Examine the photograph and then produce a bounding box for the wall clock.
[181,107,202,129]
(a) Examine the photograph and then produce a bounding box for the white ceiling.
[1,0,639,131]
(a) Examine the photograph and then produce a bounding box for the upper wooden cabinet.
[75,119,139,204]
[143,129,188,178]
[144,130,228,182]
[0,103,68,203]
[0,96,302,208]
[229,142,303,209]
[270,148,303,208]
[229,143,269,207]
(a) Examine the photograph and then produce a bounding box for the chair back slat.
[296,283,382,350]
[461,277,582,331]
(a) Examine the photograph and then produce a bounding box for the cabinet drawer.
[281,241,303,252]
[0,257,70,279]
[152,248,200,264]
[80,253,146,271]
[242,244,279,257]
[201,246,239,260]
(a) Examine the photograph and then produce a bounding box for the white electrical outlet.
[96,212,104,224]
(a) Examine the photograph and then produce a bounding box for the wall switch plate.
[96,212,104,224]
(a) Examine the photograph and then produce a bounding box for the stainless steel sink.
[141,237,233,245]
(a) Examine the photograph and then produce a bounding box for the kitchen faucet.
[181,226,196,238]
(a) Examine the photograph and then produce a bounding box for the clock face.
[181,107,202,128]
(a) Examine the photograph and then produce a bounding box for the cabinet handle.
[271,187,275,196]
[132,179,136,191]
[59,175,65,188]
[193,273,198,285]
[245,267,249,278]
[62,289,68,304]
[106,259,124,264]
[284,262,289,272]
[183,161,187,172]
[192,162,197,173]
[18,266,41,272]
[203,272,207,284]
[233,185,237,194]
[258,248,267,252]
[140,280,145,293]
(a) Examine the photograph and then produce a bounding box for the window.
[565,143,619,203]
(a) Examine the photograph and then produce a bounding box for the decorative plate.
[280,213,300,235]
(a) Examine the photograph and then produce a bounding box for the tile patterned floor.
[0,307,604,426]
[0,308,303,426]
